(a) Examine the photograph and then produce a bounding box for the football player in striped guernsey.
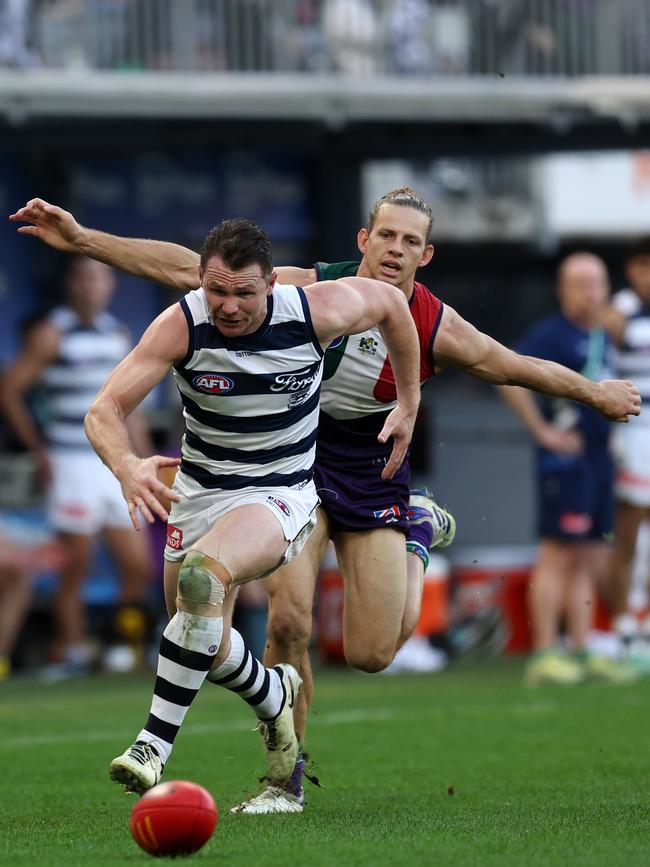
[9,195,641,812]
[604,237,650,665]
[82,217,422,796]
[0,256,154,679]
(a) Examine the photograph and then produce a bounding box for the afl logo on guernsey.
[192,373,234,394]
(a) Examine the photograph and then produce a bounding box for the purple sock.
[407,520,434,552]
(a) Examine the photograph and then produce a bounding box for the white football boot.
[408,488,456,550]
[109,741,163,794]
[257,663,302,783]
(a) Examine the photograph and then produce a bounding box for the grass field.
[1,660,649,867]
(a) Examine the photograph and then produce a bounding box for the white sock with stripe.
[136,610,222,765]
[206,627,285,721]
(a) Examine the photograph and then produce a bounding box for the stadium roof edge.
[0,72,649,125]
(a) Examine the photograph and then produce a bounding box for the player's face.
[626,255,650,303]
[200,255,276,337]
[65,259,115,315]
[558,260,610,327]
[357,204,434,292]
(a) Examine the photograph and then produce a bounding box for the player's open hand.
[594,379,641,422]
[536,424,584,456]
[377,403,418,480]
[9,198,85,252]
[118,454,181,530]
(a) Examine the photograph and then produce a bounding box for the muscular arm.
[10,199,201,291]
[0,322,59,455]
[435,305,640,422]
[306,276,421,478]
[10,198,315,293]
[84,304,186,527]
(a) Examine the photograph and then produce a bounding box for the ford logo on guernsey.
[193,373,234,394]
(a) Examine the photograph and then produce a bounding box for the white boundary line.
[1,708,397,749]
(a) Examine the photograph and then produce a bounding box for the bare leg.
[0,567,32,659]
[529,540,579,651]
[398,551,425,648]
[335,528,407,672]
[609,501,649,617]
[103,524,153,604]
[51,531,94,659]
[565,543,605,651]
[263,508,330,743]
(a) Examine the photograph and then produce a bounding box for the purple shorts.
[313,461,410,535]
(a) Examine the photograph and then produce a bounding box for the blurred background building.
[1,0,649,671]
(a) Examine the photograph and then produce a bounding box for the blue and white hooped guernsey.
[173,284,324,492]
[41,307,131,451]
[612,287,650,426]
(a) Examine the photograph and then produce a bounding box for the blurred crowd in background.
[1,0,650,76]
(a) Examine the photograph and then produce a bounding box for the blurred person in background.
[322,0,379,75]
[0,523,64,679]
[0,0,35,67]
[605,237,650,667]
[0,256,154,679]
[501,253,635,686]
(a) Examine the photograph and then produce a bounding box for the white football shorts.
[163,471,320,579]
[612,423,650,507]
[48,450,132,534]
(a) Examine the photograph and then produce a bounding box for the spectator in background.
[605,237,650,668]
[0,256,154,679]
[322,0,379,75]
[378,0,435,76]
[500,253,636,686]
[0,0,36,67]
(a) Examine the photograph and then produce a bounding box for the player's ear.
[267,271,278,294]
[197,263,203,287]
[419,244,434,267]
[357,227,369,254]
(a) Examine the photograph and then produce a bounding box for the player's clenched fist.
[594,379,641,422]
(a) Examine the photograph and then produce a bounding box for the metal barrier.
[5,0,648,76]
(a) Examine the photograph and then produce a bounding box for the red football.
[129,780,218,857]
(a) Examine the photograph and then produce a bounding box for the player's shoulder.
[611,287,642,317]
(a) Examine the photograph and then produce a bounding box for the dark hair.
[626,236,650,262]
[200,218,273,276]
[367,187,434,243]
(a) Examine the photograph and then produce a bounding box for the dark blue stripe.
[179,461,313,490]
[210,649,251,686]
[429,301,444,372]
[144,713,181,745]
[154,675,196,707]
[181,388,320,434]
[48,414,88,426]
[244,669,270,707]
[159,635,213,671]
[177,299,195,369]
[190,317,316,354]
[296,286,324,358]
[185,427,318,464]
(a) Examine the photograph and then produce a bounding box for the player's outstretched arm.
[84,305,186,530]
[9,198,201,291]
[435,305,641,422]
[306,276,421,479]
